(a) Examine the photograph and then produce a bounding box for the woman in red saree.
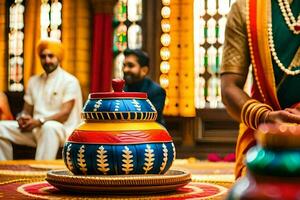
[221,0,300,179]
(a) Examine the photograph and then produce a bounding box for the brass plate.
[46,169,191,194]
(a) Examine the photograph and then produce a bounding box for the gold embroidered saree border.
[246,0,280,109]
[256,0,280,109]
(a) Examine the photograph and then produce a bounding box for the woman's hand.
[285,107,300,116]
[263,109,300,124]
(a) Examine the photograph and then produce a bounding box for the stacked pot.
[62,79,175,175]
[228,123,300,199]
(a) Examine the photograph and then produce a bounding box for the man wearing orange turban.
[0,39,83,160]
[37,38,64,62]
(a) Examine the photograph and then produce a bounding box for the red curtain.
[91,13,113,92]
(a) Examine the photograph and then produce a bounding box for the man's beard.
[43,64,58,74]
[123,73,142,85]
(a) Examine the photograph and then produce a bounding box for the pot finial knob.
[112,79,125,92]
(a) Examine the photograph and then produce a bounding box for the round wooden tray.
[46,169,191,194]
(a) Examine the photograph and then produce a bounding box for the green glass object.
[210,65,218,74]
[113,24,127,51]
[204,54,208,67]
[215,25,219,40]
[121,1,126,15]
[115,1,127,22]
[215,55,220,73]
[113,29,119,53]
[204,26,208,39]
[246,146,300,177]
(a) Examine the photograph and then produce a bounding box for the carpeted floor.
[0,159,234,199]
[173,158,235,188]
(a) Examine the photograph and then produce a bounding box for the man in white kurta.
[0,39,82,160]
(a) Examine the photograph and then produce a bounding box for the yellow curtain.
[164,0,195,117]
[62,0,91,100]
[0,2,6,91]
[23,0,41,88]
[179,0,195,117]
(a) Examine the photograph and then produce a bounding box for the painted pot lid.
[82,79,157,121]
[89,79,147,99]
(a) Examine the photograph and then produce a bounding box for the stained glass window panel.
[127,0,142,22]
[128,24,142,49]
[113,0,143,78]
[113,24,128,52]
[193,0,236,108]
[114,53,125,79]
[40,0,62,40]
[114,0,127,22]
[8,0,25,92]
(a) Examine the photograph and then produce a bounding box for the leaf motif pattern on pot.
[114,100,120,111]
[172,142,176,161]
[66,144,73,171]
[122,146,134,174]
[132,99,141,111]
[146,99,157,112]
[159,143,168,174]
[64,142,174,175]
[93,99,102,112]
[143,144,154,174]
[77,145,87,174]
[96,146,110,174]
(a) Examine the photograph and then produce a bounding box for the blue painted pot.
[63,79,175,175]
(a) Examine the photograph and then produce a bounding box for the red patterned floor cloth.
[1,181,227,199]
[0,160,232,199]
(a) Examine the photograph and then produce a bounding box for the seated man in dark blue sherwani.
[123,49,166,126]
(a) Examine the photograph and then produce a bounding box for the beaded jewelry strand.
[268,23,300,75]
[278,0,300,34]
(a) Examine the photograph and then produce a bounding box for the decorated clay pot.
[227,173,300,200]
[227,123,300,199]
[62,79,175,175]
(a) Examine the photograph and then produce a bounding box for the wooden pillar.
[142,0,162,82]
[182,117,196,147]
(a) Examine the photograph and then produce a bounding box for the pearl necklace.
[278,0,300,34]
[268,23,300,75]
